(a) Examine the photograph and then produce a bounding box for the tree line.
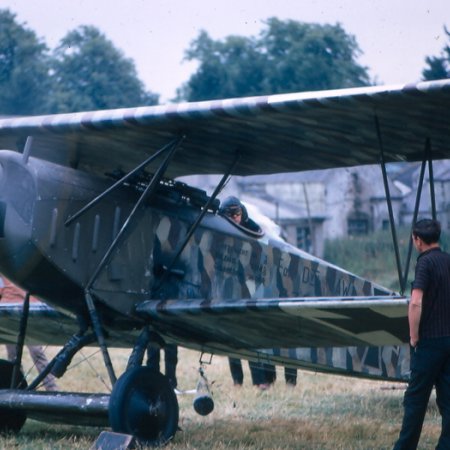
[1,9,448,115]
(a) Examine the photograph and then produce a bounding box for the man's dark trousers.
[394,337,450,450]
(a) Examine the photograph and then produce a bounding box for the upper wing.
[0,80,448,178]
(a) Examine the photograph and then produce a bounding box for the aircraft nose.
[0,152,36,276]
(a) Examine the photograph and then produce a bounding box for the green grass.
[0,347,441,449]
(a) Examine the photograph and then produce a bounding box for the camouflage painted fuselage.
[0,150,409,381]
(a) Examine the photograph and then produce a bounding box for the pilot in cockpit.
[219,196,262,234]
[219,196,245,223]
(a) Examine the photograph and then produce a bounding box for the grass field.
[0,346,442,449]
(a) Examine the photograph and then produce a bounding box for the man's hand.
[408,288,423,349]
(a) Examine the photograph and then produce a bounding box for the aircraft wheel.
[109,367,179,446]
[0,359,27,434]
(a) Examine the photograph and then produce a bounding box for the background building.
[181,160,447,258]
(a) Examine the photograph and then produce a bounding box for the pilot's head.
[219,196,243,224]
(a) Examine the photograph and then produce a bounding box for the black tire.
[0,359,27,434]
[109,367,179,446]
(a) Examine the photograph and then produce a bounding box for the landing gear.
[0,359,27,434]
[109,367,179,446]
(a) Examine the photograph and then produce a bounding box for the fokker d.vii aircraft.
[0,79,448,445]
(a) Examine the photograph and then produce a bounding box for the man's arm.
[409,288,423,347]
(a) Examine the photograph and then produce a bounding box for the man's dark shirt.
[412,247,450,339]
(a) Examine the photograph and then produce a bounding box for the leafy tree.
[422,27,450,81]
[261,19,370,93]
[179,31,266,101]
[179,18,370,101]
[0,9,51,115]
[49,26,158,112]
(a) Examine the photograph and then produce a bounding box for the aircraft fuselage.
[0,150,408,380]
[0,150,392,314]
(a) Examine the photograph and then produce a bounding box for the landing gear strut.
[109,367,179,446]
[0,359,27,434]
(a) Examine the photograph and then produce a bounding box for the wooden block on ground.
[90,430,136,450]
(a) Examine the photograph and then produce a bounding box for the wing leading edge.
[0,80,448,178]
[0,303,140,348]
[0,297,408,349]
[0,302,79,347]
[136,295,409,350]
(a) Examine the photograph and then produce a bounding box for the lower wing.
[136,295,409,350]
[0,296,408,351]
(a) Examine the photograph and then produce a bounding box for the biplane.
[0,79,448,445]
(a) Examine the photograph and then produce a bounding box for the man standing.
[394,218,450,449]
[147,344,178,389]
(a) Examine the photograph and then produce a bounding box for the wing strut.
[65,136,184,226]
[402,140,428,291]
[77,137,183,387]
[375,116,404,293]
[152,152,241,296]
[401,138,437,291]
[376,113,437,295]
[427,139,437,219]
[85,137,183,291]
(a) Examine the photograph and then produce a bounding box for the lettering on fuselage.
[336,277,355,296]
[214,244,249,275]
[210,235,360,298]
[255,254,268,285]
[301,266,320,286]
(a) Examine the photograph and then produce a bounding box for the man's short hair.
[413,218,441,244]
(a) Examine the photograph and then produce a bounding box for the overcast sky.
[2,0,449,102]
